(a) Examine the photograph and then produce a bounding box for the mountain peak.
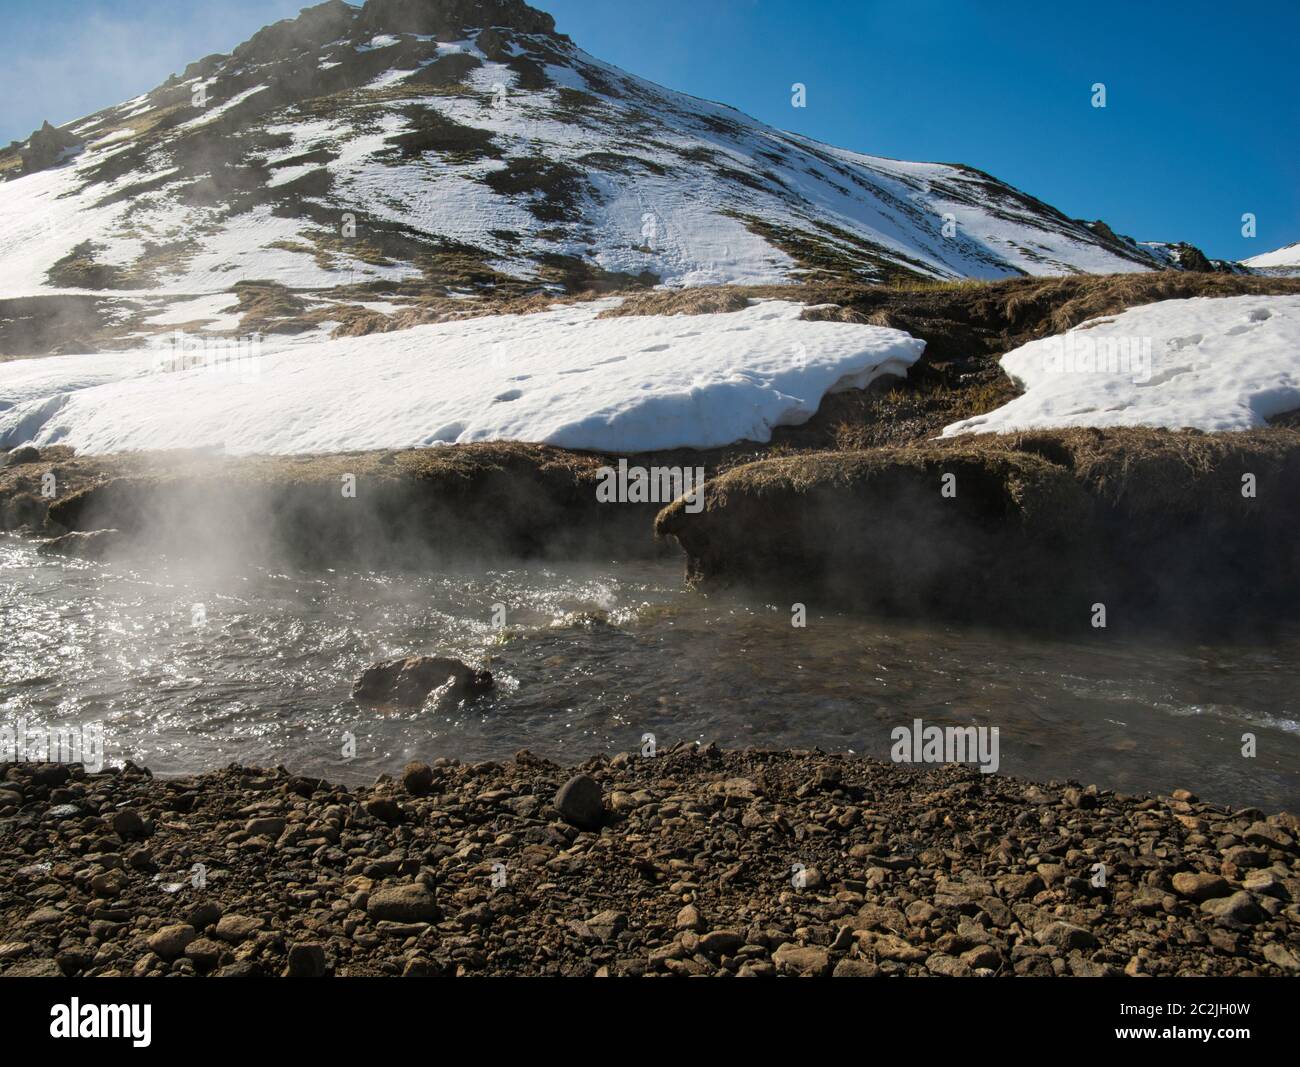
[227,0,560,68]
[355,0,558,36]
[0,0,1242,356]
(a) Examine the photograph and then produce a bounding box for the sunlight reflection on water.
[1,537,1297,810]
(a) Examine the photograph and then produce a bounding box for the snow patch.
[942,295,1300,436]
[0,300,925,455]
[1243,242,1300,269]
[179,85,269,130]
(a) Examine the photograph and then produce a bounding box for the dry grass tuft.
[596,287,756,318]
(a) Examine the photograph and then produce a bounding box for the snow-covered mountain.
[0,0,1248,358]
[1243,242,1300,275]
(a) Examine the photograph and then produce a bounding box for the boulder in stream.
[352,655,493,707]
[37,529,123,561]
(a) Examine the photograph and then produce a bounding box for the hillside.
[1244,241,1300,275]
[0,0,1215,357]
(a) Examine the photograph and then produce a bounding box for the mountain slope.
[0,0,1204,354]
[1243,242,1300,275]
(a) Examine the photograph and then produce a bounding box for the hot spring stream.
[2,537,1297,811]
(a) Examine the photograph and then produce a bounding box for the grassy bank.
[655,427,1300,633]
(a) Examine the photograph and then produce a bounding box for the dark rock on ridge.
[354,0,560,39]
[18,120,82,175]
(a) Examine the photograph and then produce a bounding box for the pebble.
[148,924,197,960]
[284,942,328,977]
[184,938,223,971]
[366,883,440,924]
[1036,922,1098,952]
[772,943,831,976]
[554,774,604,830]
[675,904,702,931]
[1200,891,1266,925]
[213,914,265,943]
[110,810,147,839]
[244,816,286,839]
[1171,871,1232,902]
[698,929,745,958]
[402,761,435,795]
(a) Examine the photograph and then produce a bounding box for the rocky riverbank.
[1,749,1297,977]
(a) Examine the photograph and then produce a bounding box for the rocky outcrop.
[354,0,559,39]
[5,446,40,467]
[33,443,664,566]
[1165,241,1215,272]
[232,1,356,64]
[1,492,45,531]
[18,120,82,175]
[475,26,510,60]
[1083,222,1229,274]
[352,655,493,706]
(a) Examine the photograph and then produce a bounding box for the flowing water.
[2,536,1297,811]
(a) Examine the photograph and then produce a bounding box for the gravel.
[1,747,1297,977]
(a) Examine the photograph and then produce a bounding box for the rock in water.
[352,655,493,707]
[548,610,612,631]
[554,774,604,830]
[38,529,123,561]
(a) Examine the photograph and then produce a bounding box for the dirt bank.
[8,427,1300,634]
[655,428,1300,633]
[0,749,1295,977]
[0,443,665,565]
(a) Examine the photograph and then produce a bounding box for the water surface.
[2,538,1297,811]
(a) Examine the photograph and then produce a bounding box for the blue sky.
[1,0,1294,260]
